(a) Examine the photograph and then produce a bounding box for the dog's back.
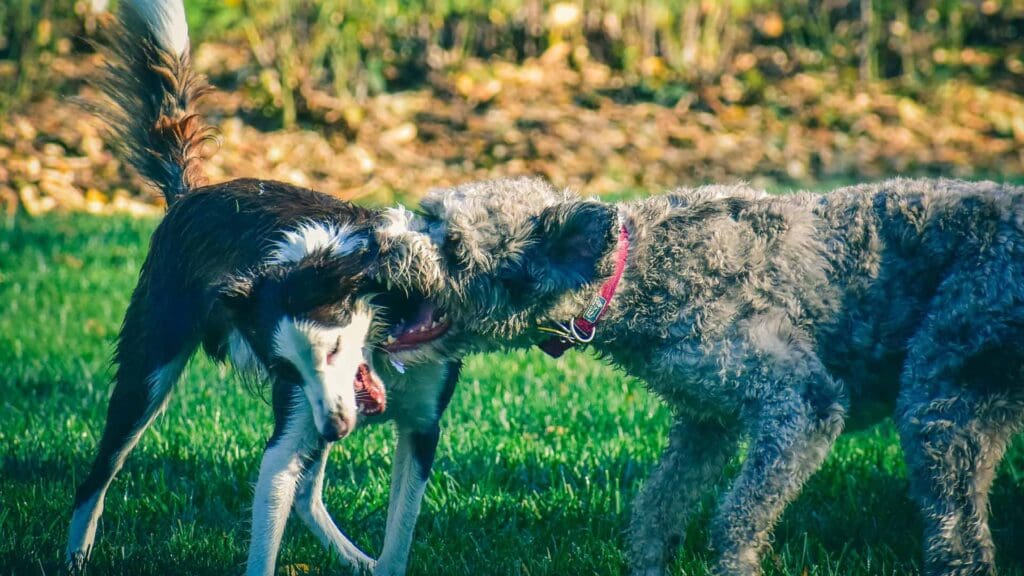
[806,179,1024,409]
[611,178,1024,416]
[143,178,376,289]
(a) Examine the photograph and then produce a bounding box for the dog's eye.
[326,338,341,365]
[274,361,302,383]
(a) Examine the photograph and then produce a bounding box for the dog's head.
[375,177,615,360]
[219,222,387,441]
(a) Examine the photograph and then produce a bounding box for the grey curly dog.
[373,176,1024,575]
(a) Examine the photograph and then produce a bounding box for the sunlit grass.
[0,213,1022,575]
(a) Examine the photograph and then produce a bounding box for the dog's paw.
[65,551,89,575]
[630,566,667,576]
[371,560,406,576]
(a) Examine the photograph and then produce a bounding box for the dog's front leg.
[375,360,460,576]
[293,440,376,572]
[628,417,739,576]
[247,388,317,576]
[374,425,439,576]
[709,373,846,576]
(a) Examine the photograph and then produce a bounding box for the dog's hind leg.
[67,308,193,570]
[293,441,375,571]
[897,334,1024,576]
[628,417,738,576]
[709,355,846,576]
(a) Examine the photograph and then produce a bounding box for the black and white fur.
[66,1,460,575]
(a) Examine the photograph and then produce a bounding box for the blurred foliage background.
[1,0,1023,211]
[6,0,1024,111]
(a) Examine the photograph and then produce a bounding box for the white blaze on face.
[272,308,374,437]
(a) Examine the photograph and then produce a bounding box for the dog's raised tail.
[94,0,212,205]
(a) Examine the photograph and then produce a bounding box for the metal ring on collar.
[570,321,596,343]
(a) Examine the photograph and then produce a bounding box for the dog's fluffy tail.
[93,0,213,205]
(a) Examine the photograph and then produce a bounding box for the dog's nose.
[320,412,351,442]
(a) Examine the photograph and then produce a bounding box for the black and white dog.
[67,1,456,575]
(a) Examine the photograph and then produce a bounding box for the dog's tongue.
[354,363,386,415]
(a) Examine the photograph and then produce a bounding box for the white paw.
[347,556,376,576]
[66,551,89,574]
[372,559,406,576]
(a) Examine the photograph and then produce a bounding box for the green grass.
[0,213,1022,576]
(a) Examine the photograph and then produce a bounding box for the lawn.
[1,213,1022,576]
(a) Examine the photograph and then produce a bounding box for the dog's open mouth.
[381,300,450,352]
[354,363,386,415]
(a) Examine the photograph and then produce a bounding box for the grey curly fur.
[378,176,1024,575]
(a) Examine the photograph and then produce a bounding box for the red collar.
[537,219,630,358]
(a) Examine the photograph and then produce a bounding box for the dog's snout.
[320,412,351,442]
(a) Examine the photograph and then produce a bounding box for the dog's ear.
[526,201,615,294]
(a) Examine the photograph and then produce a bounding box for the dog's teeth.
[385,335,397,344]
[390,357,406,374]
[429,321,438,329]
